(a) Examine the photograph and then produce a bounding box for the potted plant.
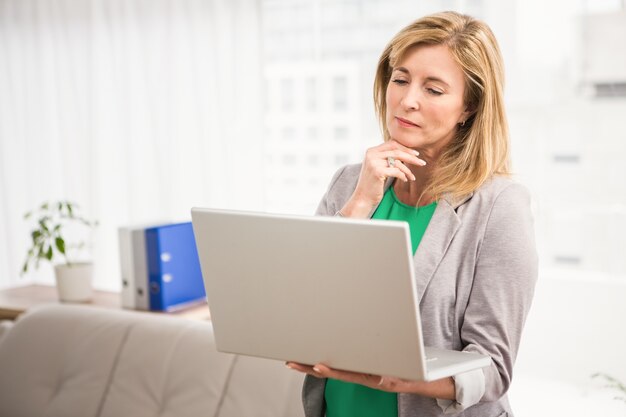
[22,201,98,302]
[593,373,626,405]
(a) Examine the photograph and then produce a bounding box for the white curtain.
[0,0,265,290]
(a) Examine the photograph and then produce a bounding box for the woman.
[287,10,537,417]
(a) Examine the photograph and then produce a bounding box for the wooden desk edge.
[0,285,211,321]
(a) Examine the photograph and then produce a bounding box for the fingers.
[382,159,415,182]
[285,362,325,379]
[308,363,382,389]
[363,150,423,184]
[380,149,426,169]
[286,362,409,392]
[286,361,372,385]
[383,140,426,164]
[349,139,428,214]
[365,140,426,182]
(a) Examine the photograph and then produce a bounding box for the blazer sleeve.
[460,183,538,401]
[314,165,347,216]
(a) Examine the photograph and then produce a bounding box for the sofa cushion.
[98,314,235,417]
[0,304,305,417]
[0,304,140,417]
[0,320,12,343]
[218,355,305,417]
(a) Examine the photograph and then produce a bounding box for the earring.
[460,120,466,127]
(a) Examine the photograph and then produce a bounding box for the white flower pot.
[54,262,94,303]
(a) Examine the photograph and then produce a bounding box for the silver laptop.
[191,207,491,381]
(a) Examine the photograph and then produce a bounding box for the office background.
[1,0,625,415]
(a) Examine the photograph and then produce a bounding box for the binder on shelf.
[118,222,206,311]
[145,222,206,311]
[118,226,150,310]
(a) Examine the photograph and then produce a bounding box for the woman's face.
[385,44,470,159]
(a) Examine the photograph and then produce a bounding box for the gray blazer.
[302,164,538,417]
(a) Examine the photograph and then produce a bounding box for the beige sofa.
[0,304,305,417]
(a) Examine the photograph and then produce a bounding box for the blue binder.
[145,222,206,311]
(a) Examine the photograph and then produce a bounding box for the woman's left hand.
[286,362,408,393]
[287,361,456,399]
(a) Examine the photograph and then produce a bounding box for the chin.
[389,132,422,149]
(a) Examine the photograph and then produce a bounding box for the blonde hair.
[373,11,510,201]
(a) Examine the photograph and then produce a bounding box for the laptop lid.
[191,207,490,381]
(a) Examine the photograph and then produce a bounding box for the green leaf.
[66,202,74,217]
[21,262,28,274]
[45,246,53,261]
[31,230,42,243]
[55,237,66,254]
[24,211,32,219]
[40,202,49,210]
[57,202,63,211]
[39,218,49,233]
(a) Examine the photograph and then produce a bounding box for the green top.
[324,186,437,417]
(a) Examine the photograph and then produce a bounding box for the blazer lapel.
[369,179,470,302]
[412,198,462,303]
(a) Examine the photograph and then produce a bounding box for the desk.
[0,284,211,321]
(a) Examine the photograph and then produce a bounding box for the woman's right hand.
[340,140,426,218]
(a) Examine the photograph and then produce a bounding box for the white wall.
[509,271,626,416]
